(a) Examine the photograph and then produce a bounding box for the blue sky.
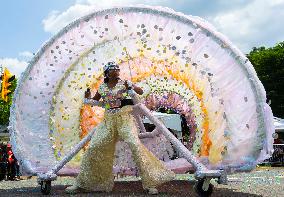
[0,0,76,58]
[1,0,284,76]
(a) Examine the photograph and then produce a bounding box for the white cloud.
[77,0,135,6]
[19,51,34,59]
[42,4,96,34]
[42,0,168,34]
[0,58,28,77]
[77,0,165,7]
[42,0,284,53]
[210,0,284,52]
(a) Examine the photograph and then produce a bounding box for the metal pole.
[134,103,222,179]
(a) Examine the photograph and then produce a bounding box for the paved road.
[0,167,283,196]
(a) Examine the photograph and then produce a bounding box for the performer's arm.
[84,89,103,106]
[92,91,101,101]
[132,84,143,95]
[124,81,143,95]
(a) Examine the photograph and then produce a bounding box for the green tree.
[0,78,17,125]
[247,42,284,118]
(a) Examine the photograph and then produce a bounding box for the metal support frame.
[36,92,227,194]
[133,103,223,181]
[37,129,96,182]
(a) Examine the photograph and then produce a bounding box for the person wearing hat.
[7,148,15,180]
[5,144,20,181]
[66,62,175,194]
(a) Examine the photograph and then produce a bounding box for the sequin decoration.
[9,6,274,177]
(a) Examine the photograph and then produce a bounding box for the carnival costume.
[68,78,175,193]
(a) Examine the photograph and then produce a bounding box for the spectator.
[6,144,20,181]
[0,145,7,181]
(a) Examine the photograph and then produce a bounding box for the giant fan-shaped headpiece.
[9,6,274,174]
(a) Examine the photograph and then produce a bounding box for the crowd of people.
[0,143,21,181]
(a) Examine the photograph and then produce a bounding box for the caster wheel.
[40,180,51,195]
[194,179,214,197]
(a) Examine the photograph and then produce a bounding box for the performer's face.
[108,69,120,78]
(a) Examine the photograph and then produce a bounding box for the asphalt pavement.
[0,167,283,196]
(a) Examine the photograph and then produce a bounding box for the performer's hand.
[124,80,132,90]
[124,80,129,89]
[84,88,91,98]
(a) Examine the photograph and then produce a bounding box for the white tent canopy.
[274,117,284,132]
[143,112,182,131]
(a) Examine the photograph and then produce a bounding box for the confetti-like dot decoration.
[9,6,274,175]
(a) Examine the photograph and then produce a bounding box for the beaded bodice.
[98,79,128,109]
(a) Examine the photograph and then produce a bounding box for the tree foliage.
[0,78,17,125]
[247,42,284,118]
